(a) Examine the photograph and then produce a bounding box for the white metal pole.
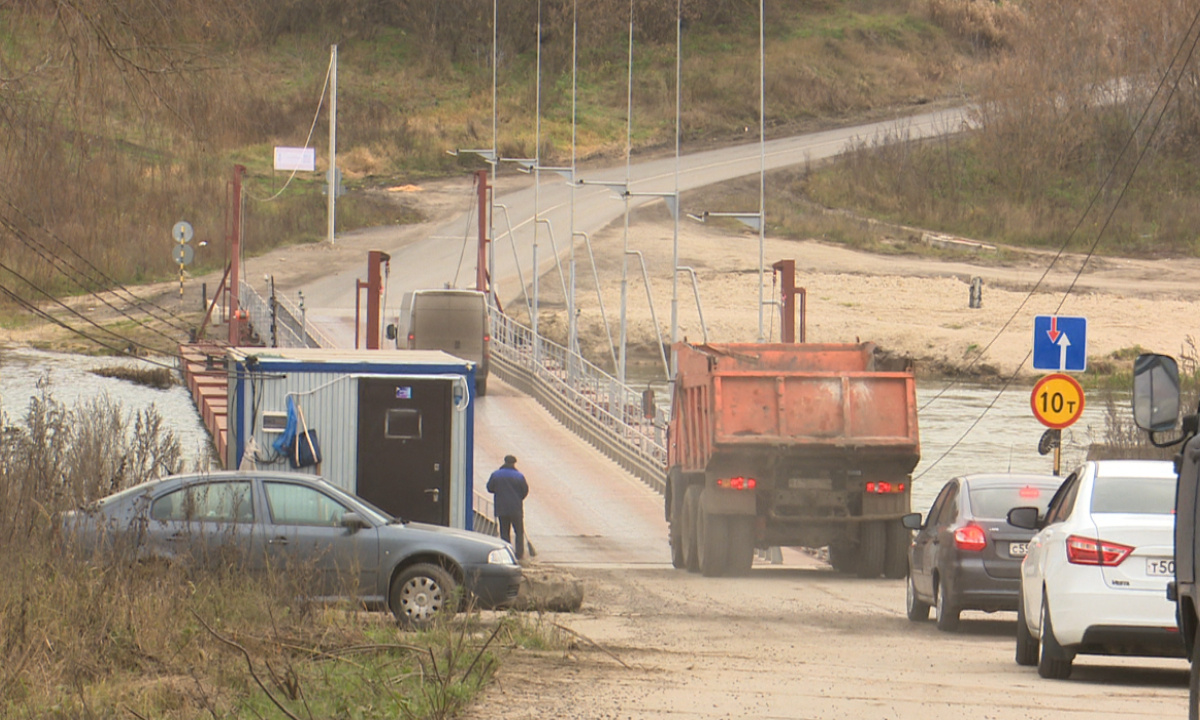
[490,0,498,310]
[569,0,579,360]
[671,0,681,377]
[533,0,542,354]
[757,1,766,341]
[327,44,338,245]
[619,0,634,385]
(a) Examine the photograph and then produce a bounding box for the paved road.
[300,106,971,345]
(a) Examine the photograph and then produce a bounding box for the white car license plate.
[1146,558,1175,576]
[1009,542,1028,557]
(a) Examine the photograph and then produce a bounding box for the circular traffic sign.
[1030,373,1085,429]
[171,244,195,266]
[172,220,194,243]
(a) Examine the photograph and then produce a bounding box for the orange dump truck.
[666,342,920,578]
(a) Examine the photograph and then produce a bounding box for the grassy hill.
[0,0,987,302]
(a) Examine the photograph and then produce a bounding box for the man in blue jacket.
[487,454,529,560]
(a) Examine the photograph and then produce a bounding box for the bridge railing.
[239,281,336,349]
[488,310,668,493]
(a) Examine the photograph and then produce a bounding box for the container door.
[356,377,452,525]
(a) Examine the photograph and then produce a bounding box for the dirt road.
[465,562,1187,719]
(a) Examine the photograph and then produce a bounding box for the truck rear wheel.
[856,521,887,579]
[697,503,729,577]
[883,519,910,579]
[682,486,701,572]
[828,541,856,573]
[669,477,686,568]
[726,516,755,576]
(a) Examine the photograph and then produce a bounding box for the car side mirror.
[385,324,398,341]
[1133,353,1181,432]
[341,512,368,531]
[1007,506,1040,530]
[901,512,922,531]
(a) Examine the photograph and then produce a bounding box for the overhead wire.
[0,218,185,345]
[1,196,193,333]
[452,186,478,288]
[916,5,1200,413]
[0,283,179,370]
[0,260,175,357]
[247,52,334,203]
[915,6,1200,480]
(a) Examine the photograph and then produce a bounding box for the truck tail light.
[865,481,906,494]
[953,524,987,552]
[716,476,757,490]
[407,332,415,349]
[1066,535,1133,566]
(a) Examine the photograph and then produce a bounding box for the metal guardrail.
[239,281,335,349]
[489,311,668,493]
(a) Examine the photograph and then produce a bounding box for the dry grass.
[0,390,556,718]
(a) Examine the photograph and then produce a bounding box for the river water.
[0,347,1121,513]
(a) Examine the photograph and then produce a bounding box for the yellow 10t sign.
[1030,373,1085,429]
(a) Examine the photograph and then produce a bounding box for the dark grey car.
[62,471,522,627]
[903,473,1061,632]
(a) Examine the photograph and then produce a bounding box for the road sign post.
[1031,373,1085,430]
[172,221,194,305]
[1033,315,1087,372]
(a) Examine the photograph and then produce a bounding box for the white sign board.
[273,147,316,172]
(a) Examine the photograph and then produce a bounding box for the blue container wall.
[230,360,476,529]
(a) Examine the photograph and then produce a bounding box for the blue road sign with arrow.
[1033,315,1087,372]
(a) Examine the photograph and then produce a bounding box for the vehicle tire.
[856,521,887,579]
[726,516,755,576]
[1190,623,1200,720]
[828,540,856,574]
[1015,588,1039,666]
[935,577,961,632]
[1037,594,1074,679]
[682,485,701,573]
[390,563,457,629]
[476,376,488,396]
[906,572,930,622]
[884,520,910,580]
[697,503,729,577]
[669,479,686,569]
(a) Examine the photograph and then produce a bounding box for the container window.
[386,408,422,439]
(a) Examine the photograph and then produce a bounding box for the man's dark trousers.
[500,514,525,560]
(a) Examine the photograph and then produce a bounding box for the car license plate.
[1147,559,1175,576]
[1009,542,1028,557]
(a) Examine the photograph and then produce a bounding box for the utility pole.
[327,44,338,244]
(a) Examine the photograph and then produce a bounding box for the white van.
[402,289,491,395]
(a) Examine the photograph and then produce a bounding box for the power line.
[0,260,176,357]
[917,5,1200,413]
[915,6,1200,478]
[0,196,193,332]
[0,217,186,345]
[0,282,179,370]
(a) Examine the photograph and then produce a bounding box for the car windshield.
[970,484,1056,518]
[1090,475,1176,514]
[92,477,163,509]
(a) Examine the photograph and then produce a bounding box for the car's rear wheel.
[906,572,930,622]
[883,520,910,579]
[935,577,960,632]
[1015,591,1039,666]
[1037,594,1074,679]
[390,563,457,629]
[669,477,686,569]
[856,521,887,579]
[682,485,701,573]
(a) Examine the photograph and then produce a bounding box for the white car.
[1009,459,1186,679]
